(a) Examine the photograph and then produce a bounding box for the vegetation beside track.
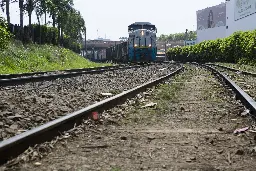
[122,73,185,125]
[216,63,256,73]
[0,40,111,74]
[167,29,256,66]
[0,16,110,74]
[0,18,11,50]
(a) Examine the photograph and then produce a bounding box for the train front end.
[128,22,157,62]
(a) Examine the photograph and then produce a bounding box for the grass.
[216,62,256,73]
[121,68,187,125]
[0,40,112,74]
[152,66,189,112]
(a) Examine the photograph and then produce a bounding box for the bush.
[0,17,11,50]
[0,40,111,74]
[31,24,58,45]
[167,29,256,65]
[7,23,81,54]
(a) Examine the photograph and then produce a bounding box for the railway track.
[205,63,256,102]
[6,63,256,170]
[1,62,256,168]
[0,62,160,87]
[202,64,256,115]
[0,62,182,164]
[0,63,178,140]
[0,65,116,79]
[207,63,256,76]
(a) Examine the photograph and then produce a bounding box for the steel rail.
[207,63,256,76]
[202,64,256,116]
[0,61,171,80]
[0,65,119,79]
[0,63,154,87]
[0,65,183,164]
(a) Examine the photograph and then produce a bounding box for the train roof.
[129,22,154,26]
[128,22,156,32]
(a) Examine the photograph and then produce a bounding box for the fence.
[6,23,82,53]
[7,23,58,45]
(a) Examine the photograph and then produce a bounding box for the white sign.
[234,0,256,21]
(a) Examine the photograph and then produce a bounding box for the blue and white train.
[128,22,157,62]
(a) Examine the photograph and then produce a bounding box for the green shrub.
[0,17,11,50]
[167,29,256,65]
[31,24,58,45]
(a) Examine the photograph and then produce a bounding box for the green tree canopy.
[158,31,197,41]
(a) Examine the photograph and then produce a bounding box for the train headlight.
[134,44,138,47]
[149,44,152,47]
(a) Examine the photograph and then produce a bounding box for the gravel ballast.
[9,64,256,171]
[0,63,179,140]
[213,66,256,101]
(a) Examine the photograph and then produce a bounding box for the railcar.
[128,22,157,62]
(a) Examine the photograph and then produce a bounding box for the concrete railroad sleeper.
[207,63,256,76]
[0,65,183,165]
[0,62,162,87]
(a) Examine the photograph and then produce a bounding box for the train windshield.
[128,24,156,32]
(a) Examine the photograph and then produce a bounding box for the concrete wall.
[196,2,226,43]
[196,0,256,43]
[196,26,226,43]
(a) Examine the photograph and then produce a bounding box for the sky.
[0,0,225,41]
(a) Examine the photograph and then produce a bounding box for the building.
[226,0,256,37]
[196,0,256,43]
[82,37,122,61]
[184,40,197,46]
[196,2,227,43]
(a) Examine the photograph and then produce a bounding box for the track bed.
[0,63,178,140]
[212,65,256,101]
[6,64,256,171]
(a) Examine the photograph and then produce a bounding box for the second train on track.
[105,22,158,63]
[127,22,157,62]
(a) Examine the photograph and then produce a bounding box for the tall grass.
[0,40,111,74]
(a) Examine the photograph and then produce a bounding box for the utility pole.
[185,29,188,46]
[84,27,87,57]
[165,41,167,61]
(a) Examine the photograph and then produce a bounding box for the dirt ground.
[4,65,256,171]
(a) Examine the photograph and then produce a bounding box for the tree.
[56,0,74,45]
[158,34,167,41]
[24,0,35,27]
[19,0,24,27]
[38,0,47,25]
[1,0,17,25]
[64,9,85,40]
[0,0,87,53]
[158,31,197,41]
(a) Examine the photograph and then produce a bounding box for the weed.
[0,40,111,74]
